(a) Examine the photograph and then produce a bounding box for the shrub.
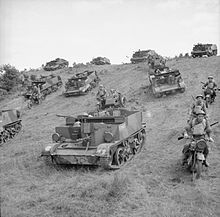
[0,64,20,91]
[30,74,37,81]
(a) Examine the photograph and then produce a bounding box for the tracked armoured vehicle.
[40,75,62,96]
[23,75,62,104]
[131,49,164,64]
[0,109,22,144]
[191,43,217,58]
[149,68,186,97]
[44,58,69,71]
[64,71,100,97]
[41,108,146,169]
[90,57,111,65]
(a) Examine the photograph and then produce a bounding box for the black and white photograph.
[0,0,220,216]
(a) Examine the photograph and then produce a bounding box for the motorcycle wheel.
[28,101,32,109]
[205,98,209,108]
[196,160,203,179]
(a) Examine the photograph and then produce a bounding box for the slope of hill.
[1,57,220,217]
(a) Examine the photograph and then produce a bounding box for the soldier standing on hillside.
[96,85,107,108]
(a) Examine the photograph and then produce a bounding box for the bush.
[30,74,37,81]
[0,64,20,92]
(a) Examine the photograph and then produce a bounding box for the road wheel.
[155,93,161,98]
[114,147,125,167]
[123,140,132,161]
[15,123,22,132]
[27,100,32,109]
[137,131,144,145]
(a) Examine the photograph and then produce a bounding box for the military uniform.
[203,77,217,100]
[183,112,212,166]
[190,101,207,120]
[96,85,107,108]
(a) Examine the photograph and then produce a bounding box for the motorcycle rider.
[182,109,214,167]
[189,94,208,122]
[203,76,218,101]
[96,84,107,108]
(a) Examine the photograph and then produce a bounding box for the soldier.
[110,89,119,98]
[203,76,218,101]
[155,68,161,75]
[31,84,41,103]
[189,94,207,121]
[96,85,107,107]
[183,109,214,167]
[32,84,40,96]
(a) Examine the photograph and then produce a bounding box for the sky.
[0,0,219,70]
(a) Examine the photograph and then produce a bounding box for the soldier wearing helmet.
[110,89,119,98]
[203,76,218,101]
[96,84,107,108]
[183,108,214,167]
[32,83,41,100]
[110,89,121,106]
[190,94,207,121]
[185,109,212,138]
[97,85,107,98]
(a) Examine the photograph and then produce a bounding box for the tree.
[0,64,20,91]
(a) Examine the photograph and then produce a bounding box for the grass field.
[1,56,220,217]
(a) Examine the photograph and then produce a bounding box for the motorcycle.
[182,137,208,180]
[27,93,42,109]
[203,88,214,108]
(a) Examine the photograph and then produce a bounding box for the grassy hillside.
[1,56,220,217]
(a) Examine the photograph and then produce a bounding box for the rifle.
[178,121,219,140]
[210,121,219,127]
[191,95,195,101]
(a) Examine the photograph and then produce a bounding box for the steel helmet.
[196,94,203,99]
[74,121,81,127]
[99,84,104,89]
[208,76,213,79]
